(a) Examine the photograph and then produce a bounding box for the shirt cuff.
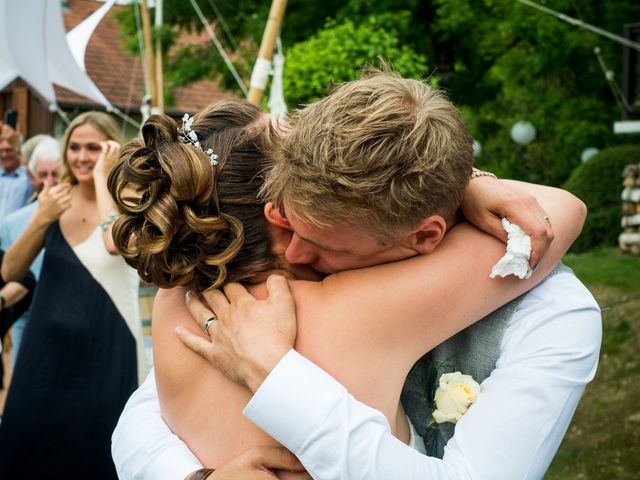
[243,349,349,452]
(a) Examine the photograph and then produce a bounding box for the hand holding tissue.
[490,218,533,279]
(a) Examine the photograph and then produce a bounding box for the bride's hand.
[177,275,297,393]
[460,175,554,268]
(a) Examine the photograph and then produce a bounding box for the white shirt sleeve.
[111,369,203,480]
[244,273,602,480]
[244,350,471,479]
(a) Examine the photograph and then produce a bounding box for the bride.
[109,88,583,477]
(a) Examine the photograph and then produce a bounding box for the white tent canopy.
[0,0,112,109]
[67,0,116,73]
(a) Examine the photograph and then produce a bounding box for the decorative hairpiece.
[178,113,219,166]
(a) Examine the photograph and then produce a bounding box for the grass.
[545,248,640,479]
[563,246,640,293]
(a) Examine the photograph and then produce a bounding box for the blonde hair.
[263,69,473,242]
[108,100,279,292]
[60,111,122,184]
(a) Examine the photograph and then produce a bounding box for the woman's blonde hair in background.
[60,111,122,185]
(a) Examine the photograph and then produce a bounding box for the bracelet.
[187,468,216,480]
[99,211,118,232]
[470,167,497,180]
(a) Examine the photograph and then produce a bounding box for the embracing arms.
[286,180,585,376]
[460,176,555,269]
[112,179,587,479]
[178,178,580,393]
[179,182,597,480]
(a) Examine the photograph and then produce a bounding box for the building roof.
[55,0,230,113]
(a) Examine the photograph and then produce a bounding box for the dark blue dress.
[0,222,139,480]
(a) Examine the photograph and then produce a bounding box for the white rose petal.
[432,409,462,423]
[432,372,481,424]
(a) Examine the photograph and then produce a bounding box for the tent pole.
[154,0,164,113]
[140,0,157,110]
[247,0,287,106]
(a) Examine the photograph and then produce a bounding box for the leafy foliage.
[563,145,640,252]
[283,14,429,106]
[432,0,640,186]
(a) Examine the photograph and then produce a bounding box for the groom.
[112,70,601,479]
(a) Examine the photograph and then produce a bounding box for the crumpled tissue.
[490,218,532,279]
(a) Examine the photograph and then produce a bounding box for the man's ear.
[264,202,291,230]
[264,202,293,255]
[410,215,447,254]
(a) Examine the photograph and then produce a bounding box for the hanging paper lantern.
[581,147,599,163]
[511,121,537,145]
[472,140,482,158]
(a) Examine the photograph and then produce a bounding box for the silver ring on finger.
[203,316,217,336]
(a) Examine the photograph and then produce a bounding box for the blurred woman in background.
[0,112,146,480]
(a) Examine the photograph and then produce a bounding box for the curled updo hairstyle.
[108,99,279,291]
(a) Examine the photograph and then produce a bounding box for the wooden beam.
[247,0,287,106]
[155,0,164,113]
[140,0,157,109]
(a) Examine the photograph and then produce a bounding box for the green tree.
[283,14,429,106]
[430,0,639,185]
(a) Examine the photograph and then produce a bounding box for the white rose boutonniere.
[432,372,480,424]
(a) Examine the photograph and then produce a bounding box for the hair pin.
[178,113,219,166]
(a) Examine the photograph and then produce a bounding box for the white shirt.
[111,371,202,480]
[0,165,31,220]
[112,272,601,480]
